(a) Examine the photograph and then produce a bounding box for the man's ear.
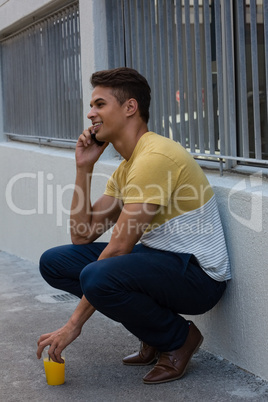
[125,98,138,117]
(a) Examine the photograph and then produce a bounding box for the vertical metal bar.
[20,33,24,133]
[250,0,262,159]
[194,0,205,152]
[166,0,177,141]
[127,0,137,67]
[72,9,78,138]
[29,28,34,135]
[66,11,72,139]
[143,0,153,129]
[43,19,51,138]
[44,19,51,137]
[264,0,268,145]
[11,38,15,133]
[158,0,169,137]
[5,42,10,133]
[5,42,11,132]
[235,0,249,158]
[48,17,56,138]
[149,0,161,134]
[28,29,34,135]
[203,0,215,153]
[175,0,186,147]
[20,32,26,134]
[63,14,69,138]
[75,7,82,138]
[136,0,144,73]
[20,33,27,133]
[38,23,45,137]
[142,0,151,81]
[139,0,155,132]
[1,44,6,132]
[59,15,66,138]
[123,0,132,65]
[39,23,44,137]
[32,26,38,136]
[69,8,76,139]
[184,0,195,152]
[5,41,10,133]
[66,11,73,139]
[223,0,237,166]
[59,15,65,138]
[73,7,79,136]
[1,44,6,133]
[74,8,81,138]
[15,36,19,133]
[27,30,32,135]
[76,7,83,136]
[105,0,115,67]
[14,36,19,133]
[214,0,225,154]
[13,36,19,133]
[44,19,50,137]
[13,38,17,132]
[115,0,125,66]
[25,29,31,135]
[68,8,74,138]
[54,14,61,138]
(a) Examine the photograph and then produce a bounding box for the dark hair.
[90,67,151,123]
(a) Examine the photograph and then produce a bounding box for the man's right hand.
[75,127,108,169]
[36,322,82,363]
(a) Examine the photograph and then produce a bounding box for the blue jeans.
[40,242,226,352]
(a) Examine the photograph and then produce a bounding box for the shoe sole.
[123,357,158,366]
[143,335,204,384]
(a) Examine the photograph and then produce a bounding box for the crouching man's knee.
[80,261,118,312]
[39,248,56,281]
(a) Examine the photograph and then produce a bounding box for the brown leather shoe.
[143,321,203,384]
[123,342,158,366]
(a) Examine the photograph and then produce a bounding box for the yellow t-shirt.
[105,131,214,228]
[104,132,231,281]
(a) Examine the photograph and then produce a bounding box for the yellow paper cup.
[42,347,65,386]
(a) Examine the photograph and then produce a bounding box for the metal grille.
[51,293,79,302]
[1,2,82,142]
[106,0,268,168]
[236,0,268,162]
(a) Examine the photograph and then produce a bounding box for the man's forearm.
[70,166,94,243]
[69,295,96,328]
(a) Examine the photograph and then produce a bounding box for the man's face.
[88,86,127,143]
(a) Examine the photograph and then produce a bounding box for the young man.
[37,67,231,384]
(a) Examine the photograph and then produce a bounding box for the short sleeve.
[104,169,123,200]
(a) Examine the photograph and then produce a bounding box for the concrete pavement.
[0,250,268,402]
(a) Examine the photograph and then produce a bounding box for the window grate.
[106,0,268,169]
[1,1,83,142]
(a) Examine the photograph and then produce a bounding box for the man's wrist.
[76,164,94,173]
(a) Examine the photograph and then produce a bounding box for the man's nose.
[87,107,96,120]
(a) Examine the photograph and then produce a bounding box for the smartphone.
[90,133,105,146]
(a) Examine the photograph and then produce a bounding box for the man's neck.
[112,123,148,160]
